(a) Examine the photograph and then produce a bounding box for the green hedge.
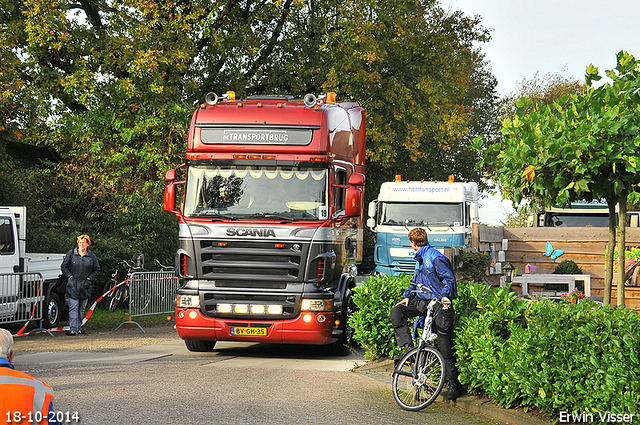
[349,273,412,360]
[455,282,640,419]
[351,276,640,419]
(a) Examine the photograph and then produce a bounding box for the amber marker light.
[226,91,235,101]
[326,92,336,103]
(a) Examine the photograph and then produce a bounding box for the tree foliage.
[1,0,499,280]
[476,51,640,307]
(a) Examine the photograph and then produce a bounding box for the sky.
[444,0,640,225]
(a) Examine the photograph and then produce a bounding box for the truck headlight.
[177,295,200,308]
[301,299,333,311]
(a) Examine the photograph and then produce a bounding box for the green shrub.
[553,259,582,274]
[349,274,412,360]
[453,283,527,406]
[454,250,491,283]
[454,282,640,419]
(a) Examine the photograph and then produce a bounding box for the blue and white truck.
[366,177,479,275]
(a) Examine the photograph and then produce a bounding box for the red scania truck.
[163,92,366,355]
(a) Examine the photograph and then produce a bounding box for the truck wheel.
[44,293,61,328]
[184,340,217,352]
[327,290,356,356]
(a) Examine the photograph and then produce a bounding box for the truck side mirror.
[165,169,176,182]
[343,172,365,218]
[368,200,377,218]
[348,172,365,186]
[164,183,177,214]
[366,217,376,229]
[345,186,362,217]
[469,203,478,222]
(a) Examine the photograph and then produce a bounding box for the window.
[183,166,329,221]
[0,217,15,255]
[333,168,347,213]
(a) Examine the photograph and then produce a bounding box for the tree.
[500,69,585,121]
[475,51,640,307]
[1,0,498,269]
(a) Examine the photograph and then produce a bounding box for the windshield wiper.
[247,213,294,222]
[205,213,238,221]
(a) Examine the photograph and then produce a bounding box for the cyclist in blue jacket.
[390,227,461,400]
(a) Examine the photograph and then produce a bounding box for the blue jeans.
[68,298,88,333]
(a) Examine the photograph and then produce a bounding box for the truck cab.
[164,92,365,355]
[0,207,67,328]
[367,177,478,275]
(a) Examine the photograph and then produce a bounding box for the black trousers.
[390,298,459,380]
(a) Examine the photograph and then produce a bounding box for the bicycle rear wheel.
[392,346,446,411]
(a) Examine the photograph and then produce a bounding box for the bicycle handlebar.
[412,283,451,305]
[154,258,175,271]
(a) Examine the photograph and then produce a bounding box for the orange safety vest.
[0,366,55,425]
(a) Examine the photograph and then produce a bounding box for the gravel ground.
[11,322,180,353]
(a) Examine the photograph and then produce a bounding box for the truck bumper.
[175,308,339,345]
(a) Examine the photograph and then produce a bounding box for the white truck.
[0,206,67,328]
[529,201,640,227]
[367,177,479,275]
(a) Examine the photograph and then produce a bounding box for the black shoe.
[65,331,77,336]
[446,378,461,401]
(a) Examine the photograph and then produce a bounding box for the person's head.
[408,228,429,248]
[0,328,14,363]
[77,234,91,248]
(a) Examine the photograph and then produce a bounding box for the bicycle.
[101,254,146,312]
[391,283,447,411]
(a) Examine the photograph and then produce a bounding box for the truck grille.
[199,240,306,282]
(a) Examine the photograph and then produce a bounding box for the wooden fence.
[471,223,640,310]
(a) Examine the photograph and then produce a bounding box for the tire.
[327,290,356,356]
[392,346,446,411]
[43,293,61,328]
[184,340,216,352]
[108,285,127,312]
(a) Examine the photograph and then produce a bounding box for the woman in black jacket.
[60,235,101,336]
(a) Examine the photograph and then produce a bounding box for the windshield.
[546,213,609,227]
[379,202,463,227]
[184,166,329,221]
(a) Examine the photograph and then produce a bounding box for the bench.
[501,274,591,297]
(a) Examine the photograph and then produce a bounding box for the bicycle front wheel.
[108,285,127,312]
[392,346,446,411]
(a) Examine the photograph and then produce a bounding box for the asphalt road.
[13,339,504,425]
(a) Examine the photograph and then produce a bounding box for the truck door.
[0,213,19,275]
[0,213,20,318]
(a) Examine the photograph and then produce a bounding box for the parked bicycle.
[391,283,447,411]
[101,253,146,312]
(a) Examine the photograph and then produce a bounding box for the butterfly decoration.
[543,241,565,262]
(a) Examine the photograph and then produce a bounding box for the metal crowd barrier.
[114,271,180,333]
[0,272,44,327]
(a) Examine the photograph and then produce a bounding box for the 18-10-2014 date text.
[6,411,79,423]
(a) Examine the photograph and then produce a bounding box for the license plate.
[230,327,268,336]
